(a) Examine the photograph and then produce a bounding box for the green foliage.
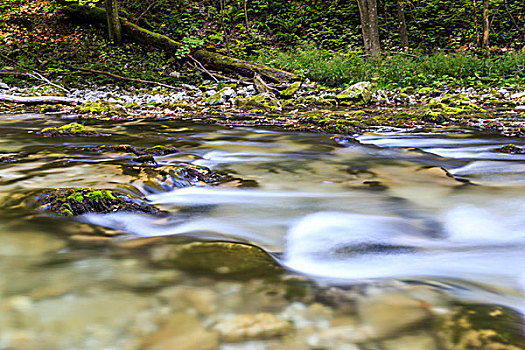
[175,36,205,59]
[255,47,525,89]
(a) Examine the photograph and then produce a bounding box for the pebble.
[213,313,291,342]
[381,332,438,350]
[157,286,218,315]
[142,312,218,350]
[307,326,364,349]
[280,302,332,329]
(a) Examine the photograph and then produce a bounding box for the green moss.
[67,191,84,203]
[39,122,104,137]
[38,187,158,216]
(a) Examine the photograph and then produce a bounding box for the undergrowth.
[254,46,525,89]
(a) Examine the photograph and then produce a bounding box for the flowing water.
[0,113,524,349]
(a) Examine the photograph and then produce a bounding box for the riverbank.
[1,80,525,137]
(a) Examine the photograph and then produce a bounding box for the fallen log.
[0,94,79,105]
[60,4,298,84]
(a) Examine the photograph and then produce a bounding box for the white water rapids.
[78,127,525,312]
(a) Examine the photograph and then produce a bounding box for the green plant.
[175,36,205,59]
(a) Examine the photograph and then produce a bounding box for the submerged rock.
[213,313,291,342]
[496,144,525,154]
[142,312,219,350]
[151,241,283,278]
[38,122,108,137]
[437,304,525,350]
[37,187,159,216]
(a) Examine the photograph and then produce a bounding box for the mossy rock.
[37,187,159,216]
[239,93,281,109]
[336,82,372,103]
[152,241,283,278]
[437,304,525,350]
[496,144,525,154]
[39,122,108,137]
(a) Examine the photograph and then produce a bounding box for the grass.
[254,46,525,89]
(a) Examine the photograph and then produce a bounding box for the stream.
[0,113,524,349]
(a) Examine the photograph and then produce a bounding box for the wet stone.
[213,313,291,342]
[36,187,159,216]
[133,154,158,165]
[142,312,219,350]
[150,241,283,278]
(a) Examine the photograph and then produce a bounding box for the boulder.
[151,241,283,278]
[336,82,372,103]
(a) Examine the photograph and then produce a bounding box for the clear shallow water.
[0,114,524,349]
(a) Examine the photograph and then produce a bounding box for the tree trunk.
[356,0,380,57]
[357,0,370,53]
[367,0,380,57]
[104,0,122,44]
[482,0,489,50]
[397,0,408,49]
[244,0,249,28]
[60,4,298,83]
[473,0,480,48]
